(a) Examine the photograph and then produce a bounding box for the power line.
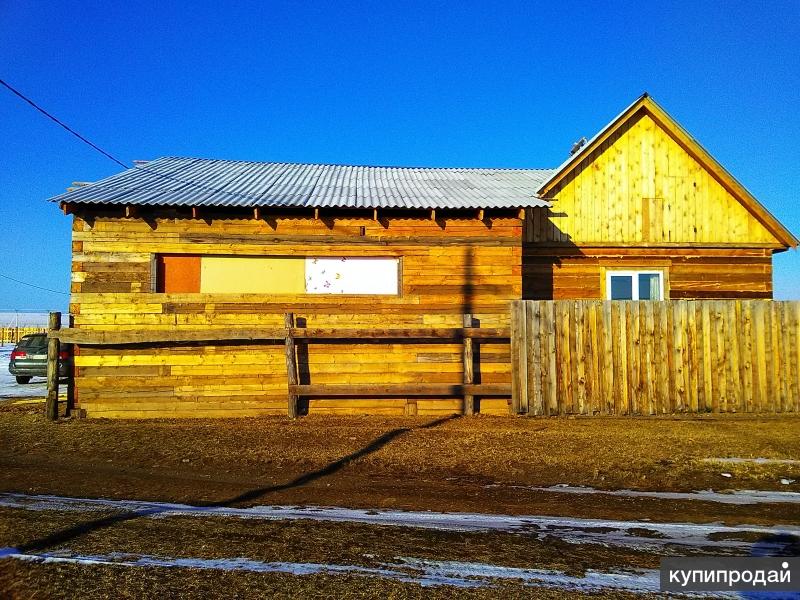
[0,272,69,296]
[0,78,129,169]
[0,77,269,202]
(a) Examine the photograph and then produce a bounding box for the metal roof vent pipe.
[570,137,587,155]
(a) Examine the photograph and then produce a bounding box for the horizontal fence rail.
[52,312,510,418]
[50,326,509,345]
[511,300,800,416]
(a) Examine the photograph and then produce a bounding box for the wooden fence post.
[65,314,75,417]
[46,311,61,421]
[462,313,474,415]
[284,312,299,418]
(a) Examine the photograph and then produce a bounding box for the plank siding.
[70,214,520,418]
[522,249,773,300]
[512,300,800,416]
[528,112,783,248]
[63,97,795,419]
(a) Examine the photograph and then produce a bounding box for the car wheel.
[15,376,32,384]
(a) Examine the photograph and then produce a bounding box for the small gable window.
[606,270,664,300]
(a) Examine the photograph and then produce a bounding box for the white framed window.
[606,270,664,300]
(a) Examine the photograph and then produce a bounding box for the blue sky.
[1,0,798,311]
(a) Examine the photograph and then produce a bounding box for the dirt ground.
[0,561,647,600]
[1,402,799,597]
[0,403,798,520]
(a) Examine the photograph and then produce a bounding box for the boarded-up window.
[156,255,201,293]
[156,255,399,295]
[200,257,305,294]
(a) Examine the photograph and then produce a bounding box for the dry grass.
[0,560,642,600]
[0,507,659,574]
[1,405,798,598]
[0,403,798,522]
[3,404,798,489]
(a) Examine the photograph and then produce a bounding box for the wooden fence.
[511,300,800,415]
[0,327,46,345]
[49,312,511,420]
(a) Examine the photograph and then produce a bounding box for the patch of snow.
[515,485,800,505]
[1,549,671,593]
[1,492,798,553]
[0,345,47,399]
[390,557,670,593]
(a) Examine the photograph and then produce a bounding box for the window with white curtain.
[606,270,664,300]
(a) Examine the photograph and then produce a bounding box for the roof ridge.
[153,156,556,172]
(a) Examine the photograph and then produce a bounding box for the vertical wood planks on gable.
[511,300,800,416]
[538,112,783,248]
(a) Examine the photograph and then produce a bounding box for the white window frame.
[605,270,664,300]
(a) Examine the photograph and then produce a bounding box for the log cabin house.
[51,94,797,418]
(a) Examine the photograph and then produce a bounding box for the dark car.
[8,334,70,384]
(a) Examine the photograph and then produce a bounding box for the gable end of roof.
[536,94,798,249]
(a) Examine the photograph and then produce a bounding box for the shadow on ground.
[4,415,459,554]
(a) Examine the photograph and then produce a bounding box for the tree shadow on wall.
[522,207,583,300]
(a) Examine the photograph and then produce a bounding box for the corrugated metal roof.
[49,156,554,210]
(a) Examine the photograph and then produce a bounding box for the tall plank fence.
[511,300,800,415]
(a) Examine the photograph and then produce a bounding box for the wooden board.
[511,299,800,416]
[69,214,521,417]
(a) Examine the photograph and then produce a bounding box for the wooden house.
[51,94,797,418]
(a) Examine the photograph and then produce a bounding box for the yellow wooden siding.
[522,248,773,300]
[530,112,780,246]
[200,256,306,294]
[70,214,520,418]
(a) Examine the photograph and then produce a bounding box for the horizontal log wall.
[522,247,773,300]
[511,300,800,415]
[71,213,520,418]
